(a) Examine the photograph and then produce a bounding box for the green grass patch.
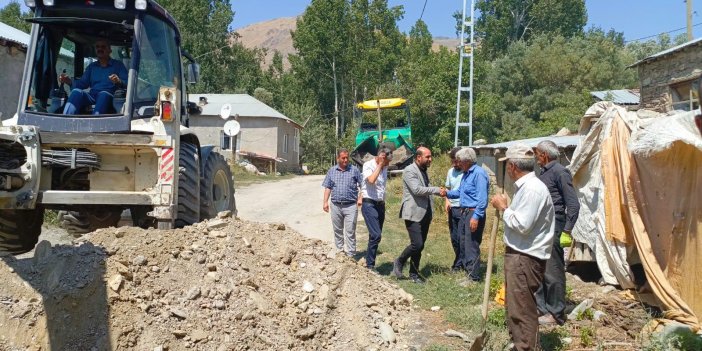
[43,210,60,227]
[231,163,296,188]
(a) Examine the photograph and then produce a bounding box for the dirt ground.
[0,175,664,350]
[0,213,440,350]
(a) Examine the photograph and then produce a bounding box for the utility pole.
[688,0,694,41]
[454,0,475,147]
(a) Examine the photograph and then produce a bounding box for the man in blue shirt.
[322,149,362,257]
[444,147,464,272]
[59,39,128,115]
[446,147,489,282]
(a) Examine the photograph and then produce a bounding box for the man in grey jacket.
[393,147,446,283]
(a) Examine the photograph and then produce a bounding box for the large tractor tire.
[175,143,200,228]
[200,152,235,220]
[58,208,122,237]
[0,209,44,254]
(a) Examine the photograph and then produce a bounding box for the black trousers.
[448,207,462,269]
[398,211,432,276]
[535,217,566,324]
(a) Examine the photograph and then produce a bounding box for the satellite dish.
[223,120,240,136]
[219,103,232,120]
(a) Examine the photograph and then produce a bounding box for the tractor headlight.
[42,0,54,6]
[114,0,126,9]
[135,0,147,10]
[24,0,36,7]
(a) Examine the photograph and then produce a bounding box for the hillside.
[234,17,460,69]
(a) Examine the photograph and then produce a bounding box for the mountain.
[234,17,460,69]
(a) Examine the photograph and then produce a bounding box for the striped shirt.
[322,164,362,203]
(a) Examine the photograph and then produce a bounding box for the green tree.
[478,30,636,141]
[0,1,31,33]
[475,0,587,58]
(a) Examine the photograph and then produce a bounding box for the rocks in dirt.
[217,210,232,219]
[169,308,187,320]
[430,306,441,312]
[108,275,124,292]
[185,287,200,300]
[295,326,316,340]
[568,298,594,320]
[593,309,606,321]
[206,218,228,230]
[444,329,471,342]
[0,218,420,350]
[132,255,147,266]
[378,322,396,343]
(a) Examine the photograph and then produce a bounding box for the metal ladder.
[454,0,475,147]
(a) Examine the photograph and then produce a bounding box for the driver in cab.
[59,38,127,115]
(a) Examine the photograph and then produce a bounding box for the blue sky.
[3,1,702,42]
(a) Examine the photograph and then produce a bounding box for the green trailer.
[351,98,415,171]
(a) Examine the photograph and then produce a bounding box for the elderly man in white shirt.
[360,147,392,271]
[491,143,555,351]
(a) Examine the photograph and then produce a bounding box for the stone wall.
[637,44,702,112]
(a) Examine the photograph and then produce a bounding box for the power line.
[419,0,428,21]
[625,22,702,43]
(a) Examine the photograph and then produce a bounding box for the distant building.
[0,22,28,119]
[188,94,302,173]
[473,135,580,193]
[630,37,702,112]
[590,89,640,110]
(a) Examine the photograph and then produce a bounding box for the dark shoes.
[392,259,405,279]
[409,274,425,284]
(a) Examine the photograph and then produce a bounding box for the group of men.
[322,141,580,351]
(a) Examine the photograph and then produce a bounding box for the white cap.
[499,143,535,161]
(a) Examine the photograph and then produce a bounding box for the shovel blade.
[468,332,486,351]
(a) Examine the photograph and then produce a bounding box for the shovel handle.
[481,207,500,323]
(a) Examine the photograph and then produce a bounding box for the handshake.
[438,187,447,197]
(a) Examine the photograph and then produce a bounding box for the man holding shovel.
[491,143,555,351]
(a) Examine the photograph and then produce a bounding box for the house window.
[670,79,700,111]
[221,131,231,150]
[283,133,289,153]
[294,129,299,153]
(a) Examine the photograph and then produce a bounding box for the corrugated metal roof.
[590,89,640,105]
[473,135,581,150]
[629,36,702,67]
[0,21,29,47]
[189,94,301,129]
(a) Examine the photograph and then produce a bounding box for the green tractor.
[351,98,415,172]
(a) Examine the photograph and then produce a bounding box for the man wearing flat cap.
[490,143,555,351]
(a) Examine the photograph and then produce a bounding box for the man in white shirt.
[490,143,555,351]
[360,147,392,271]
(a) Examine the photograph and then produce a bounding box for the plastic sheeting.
[569,102,702,328]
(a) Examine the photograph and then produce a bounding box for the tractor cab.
[14,0,198,133]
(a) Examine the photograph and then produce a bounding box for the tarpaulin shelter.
[569,102,702,328]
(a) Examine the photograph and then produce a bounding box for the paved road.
[236,175,346,242]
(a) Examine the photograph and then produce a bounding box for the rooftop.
[0,21,29,47]
[590,89,640,105]
[629,36,702,67]
[474,135,581,150]
[189,94,302,129]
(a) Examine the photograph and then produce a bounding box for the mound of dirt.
[0,215,423,350]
